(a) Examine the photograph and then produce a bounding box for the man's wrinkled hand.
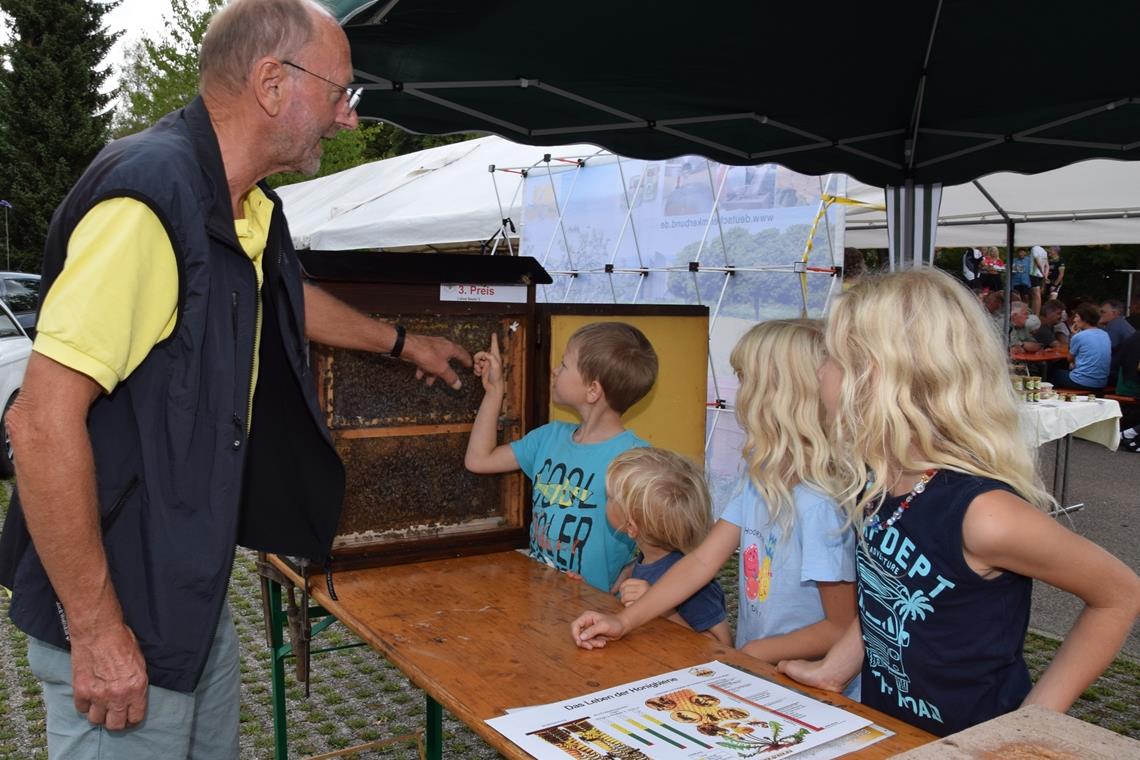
[404,333,473,390]
[70,623,148,730]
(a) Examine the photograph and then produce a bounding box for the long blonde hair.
[730,319,836,532]
[824,268,1053,523]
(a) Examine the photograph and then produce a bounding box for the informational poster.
[518,155,846,514]
[487,661,875,759]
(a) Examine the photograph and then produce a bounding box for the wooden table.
[262,550,934,759]
[1010,346,1069,363]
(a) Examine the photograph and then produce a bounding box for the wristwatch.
[390,324,406,358]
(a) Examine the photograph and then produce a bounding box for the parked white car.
[0,298,32,477]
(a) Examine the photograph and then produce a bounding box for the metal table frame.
[260,560,443,760]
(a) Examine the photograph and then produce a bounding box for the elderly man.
[0,1,471,757]
[1099,299,1136,350]
[1009,301,1042,353]
[1100,299,1136,379]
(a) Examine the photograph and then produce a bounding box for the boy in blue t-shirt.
[465,322,658,592]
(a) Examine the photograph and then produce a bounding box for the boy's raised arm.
[464,333,520,474]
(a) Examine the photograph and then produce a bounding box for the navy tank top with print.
[856,470,1032,737]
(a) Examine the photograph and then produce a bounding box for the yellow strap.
[821,193,886,211]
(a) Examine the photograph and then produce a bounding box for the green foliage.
[266,122,386,189]
[364,126,477,161]
[112,0,223,138]
[0,0,120,272]
[267,123,480,190]
[106,0,477,190]
[928,246,1140,306]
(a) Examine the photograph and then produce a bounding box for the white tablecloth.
[1018,399,1122,451]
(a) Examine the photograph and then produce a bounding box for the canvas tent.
[326,0,1140,188]
[323,0,1140,267]
[282,140,1140,253]
[276,135,605,252]
[845,159,1140,248]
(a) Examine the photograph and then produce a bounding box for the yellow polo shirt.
[35,189,272,394]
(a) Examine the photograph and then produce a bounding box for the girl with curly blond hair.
[779,268,1140,737]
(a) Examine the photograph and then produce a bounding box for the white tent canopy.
[845,159,1140,249]
[281,139,1140,253]
[276,135,605,252]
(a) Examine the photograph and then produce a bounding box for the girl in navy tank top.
[779,268,1140,738]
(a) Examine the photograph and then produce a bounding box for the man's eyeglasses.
[282,60,362,113]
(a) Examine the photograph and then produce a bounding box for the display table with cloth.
[1018,398,1122,512]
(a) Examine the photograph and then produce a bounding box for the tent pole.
[1004,218,1015,346]
[542,159,581,273]
[903,180,916,268]
[610,156,647,269]
[488,166,516,256]
[691,160,730,266]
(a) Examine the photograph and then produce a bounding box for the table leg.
[426,694,443,760]
[267,579,290,760]
[1060,434,1071,508]
[1050,434,1085,519]
[1052,437,1063,497]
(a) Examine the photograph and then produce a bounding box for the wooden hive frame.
[299,251,551,570]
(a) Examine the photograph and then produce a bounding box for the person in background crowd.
[962,247,984,291]
[1127,296,1140,331]
[1009,302,1042,353]
[1099,299,1136,349]
[1045,246,1065,300]
[982,290,1005,335]
[1029,244,1050,315]
[1010,249,1032,303]
[1051,303,1111,392]
[1115,331,1140,452]
[1035,300,1070,349]
[979,247,1005,293]
[1099,299,1136,380]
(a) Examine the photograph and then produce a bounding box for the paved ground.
[1031,437,1140,658]
[0,439,1136,758]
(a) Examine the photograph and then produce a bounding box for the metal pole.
[902,180,915,268]
[1003,219,1014,347]
[4,206,8,271]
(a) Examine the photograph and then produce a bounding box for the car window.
[2,278,38,313]
[0,311,21,338]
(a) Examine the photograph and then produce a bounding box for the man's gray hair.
[1011,301,1029,316]
[1101,299,1125,315]
[199,0,334,95]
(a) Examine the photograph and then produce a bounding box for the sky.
[105,0,173,72]
[102,0,178,94]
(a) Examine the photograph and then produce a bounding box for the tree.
[112,0,223,138]
[0,0,119,271]
[110,0,476,189]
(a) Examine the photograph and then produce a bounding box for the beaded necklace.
[866,469,937,532]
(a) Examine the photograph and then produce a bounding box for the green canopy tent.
[328,0,1140,265]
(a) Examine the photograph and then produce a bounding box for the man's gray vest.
[0,98,345,692]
